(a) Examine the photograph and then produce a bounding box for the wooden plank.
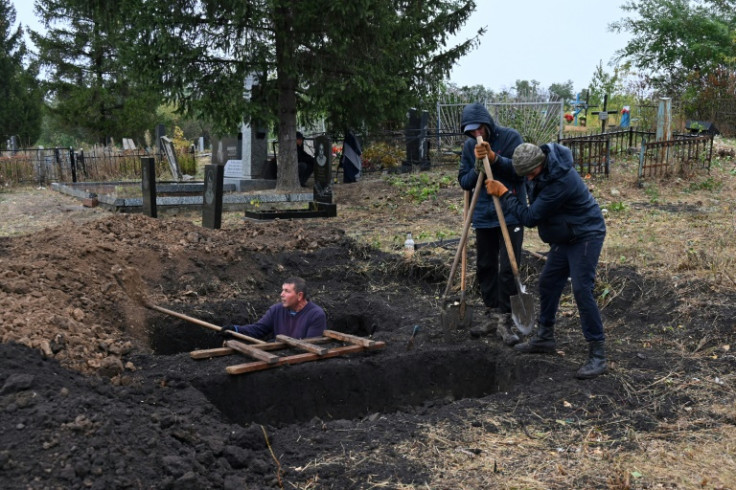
[189,336,332,359]
[190,347,234,359]
[226,341,386,375]
[250,336,330,351]
[276,335,329,355]
[323,330,377,348]
[225,340,280,364]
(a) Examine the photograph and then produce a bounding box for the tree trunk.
[274,4,300,191]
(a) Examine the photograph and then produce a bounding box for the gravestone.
[9,135,19,154]
[313,136,332,203]
[141,157,157,218]
[160,136,182,180]
[213,125,271,191]
[155,124,166,153]
[202,164,224,229]
[198,137,205,152]
[403,108,430,172]
[211,134,241,166]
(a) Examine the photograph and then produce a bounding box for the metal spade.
[476,136,535,335]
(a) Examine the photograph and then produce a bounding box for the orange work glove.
[474,141,496,165]
[485,179,509,197]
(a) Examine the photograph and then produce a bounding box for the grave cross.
[567,91,597,126]
[590,94,619,132]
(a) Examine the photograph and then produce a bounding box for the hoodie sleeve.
[501,178,571,228]
[489,129,523,182]
[458,139,480,190]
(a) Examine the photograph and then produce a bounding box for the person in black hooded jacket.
[458,103,525,345]
[482,142,608,379]
[296,131,316,187]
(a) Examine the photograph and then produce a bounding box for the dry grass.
[396,418,736,488]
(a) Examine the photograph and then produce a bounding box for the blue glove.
[219,324,238,337]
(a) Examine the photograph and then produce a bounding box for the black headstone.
[155,124,166,153]
[202,164,224,229]
[405,108,430,171]
[211,135,241,166]
[141,157,157,218]
[313,136,332,203]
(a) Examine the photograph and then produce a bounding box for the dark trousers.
[538,235,605,341]
[475,226,523,313]
[298,160,314,187]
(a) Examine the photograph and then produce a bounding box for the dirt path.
[0,186,107,237]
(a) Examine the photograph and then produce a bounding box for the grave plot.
[143,298,556,426]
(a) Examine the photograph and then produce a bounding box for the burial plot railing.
[637,133,714,179]
[558,134,611,176]
[0,147,170,185]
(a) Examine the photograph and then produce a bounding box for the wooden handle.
[460,190,469,293]
[476,136,523,285]
[145,303,267,344]
[442,175,484,300]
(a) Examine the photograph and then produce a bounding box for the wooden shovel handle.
[145,303,267,344]
[476,136,522,285]
[460,190,469,293]
[442,175,484,300]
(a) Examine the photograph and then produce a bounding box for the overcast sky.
[446,0,633,93]
[12,0,633,96]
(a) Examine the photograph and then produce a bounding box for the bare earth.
[1,166,735,488]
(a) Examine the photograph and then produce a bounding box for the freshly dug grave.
[1,172,736,488]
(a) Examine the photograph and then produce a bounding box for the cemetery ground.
[1,141,736,489]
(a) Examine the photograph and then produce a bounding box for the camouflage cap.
[512,143,545,176]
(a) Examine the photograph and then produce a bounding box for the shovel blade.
[510,293,535,335]
[441,302,474,330]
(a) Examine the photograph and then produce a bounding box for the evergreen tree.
[31,0,162,145]
[131,0,483,189]
[0,0,43,148]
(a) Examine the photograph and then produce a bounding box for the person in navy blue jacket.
[221,277,326,341]
[458,103,525,345]
[483,142,608,379]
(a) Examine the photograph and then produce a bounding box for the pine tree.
[130,0,484,189]
[31,0,162,145]
[0,0,43,148]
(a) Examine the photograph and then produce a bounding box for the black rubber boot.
[495,314,520,346]
[514,324,556,353]
[575,341,607,379]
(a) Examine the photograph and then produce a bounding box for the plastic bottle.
[404,232,415,258]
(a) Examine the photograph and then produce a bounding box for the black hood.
[460,103,497,139]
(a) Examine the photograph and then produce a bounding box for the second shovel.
[476,136,535,335]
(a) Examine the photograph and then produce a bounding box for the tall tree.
[513,79,541,98]
[548,81,574,105]
[0,0,43,148]
[587,61,626,108]
[31,0,162,145]
[610,0,736,95]
[131,0,483,190]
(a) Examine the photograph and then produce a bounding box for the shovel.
[111,264,265,344]
[477,136,535,335]
[441,176,484,329]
